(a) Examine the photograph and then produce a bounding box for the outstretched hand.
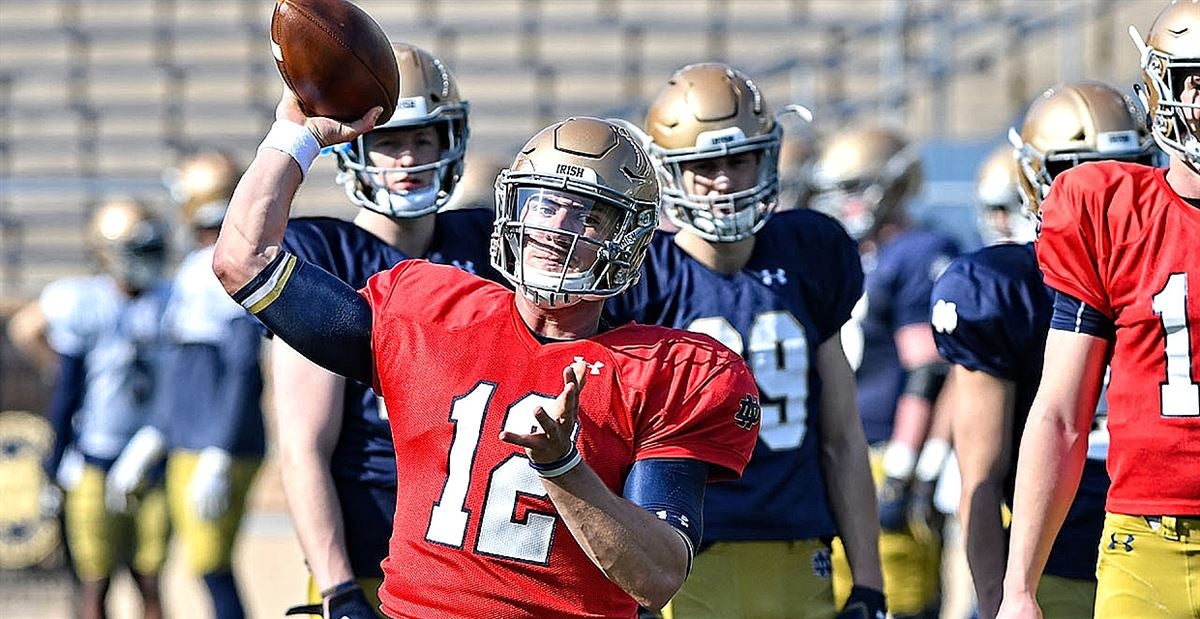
[500,360,588,464]
[274,87,382,148]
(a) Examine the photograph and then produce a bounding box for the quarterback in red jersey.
[212,87,760,618]
[999,2,1200,618]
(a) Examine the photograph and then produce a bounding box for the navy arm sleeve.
[44,353,85,477]
[1049,291,1116,340]
[622,458,708,561]
[231,252,374,386]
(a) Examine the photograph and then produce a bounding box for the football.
[270,0,399,124]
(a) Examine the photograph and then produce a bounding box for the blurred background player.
[809,126,959,619]
[777,116,818,212]
[1001,2,1200,616]
[935,80,1156,619]
[111,150,267,619]
[269,43,501,618]
[7,198,171,619]
[605,62,884,619]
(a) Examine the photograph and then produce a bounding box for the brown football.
[270,0,399,124]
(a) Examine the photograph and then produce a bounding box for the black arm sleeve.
[231,252,374,386]
[622,458,708,565]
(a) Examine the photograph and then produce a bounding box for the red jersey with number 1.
[1037,161,1200,516]
[359,260,760,618]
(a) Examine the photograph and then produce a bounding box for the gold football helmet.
[89,198,168,290]
[643,63,783,242]
[335,42,469,218]
[1130,0,1200,167]
[492,117,659,307]
[974,143,1033,244]
[164,150,241,229]
[1008,81,1156,217]
[808,126,922,240]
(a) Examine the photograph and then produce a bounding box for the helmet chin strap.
[372,182,441,218]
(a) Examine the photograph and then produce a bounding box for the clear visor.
[513,188,623,285]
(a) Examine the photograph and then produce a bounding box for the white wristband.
[258,120,321,178]
[532,449,583,479]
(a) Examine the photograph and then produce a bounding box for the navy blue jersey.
[853,227,959,444]
[930,242,1109,581]
[157,246,265,457]
[605,209,863,542]
[280,210,498,577]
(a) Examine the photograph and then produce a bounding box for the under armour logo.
[734,394,762,430]
[451,259,476,274]
[757,268,787,286]
[572,356,604,375]
[811,549,833,579]
[654,510,689,529]
[931,299,959,334]
[1108,533,1134,552]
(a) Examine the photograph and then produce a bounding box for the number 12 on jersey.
[425,382,562,564]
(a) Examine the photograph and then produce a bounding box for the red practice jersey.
[359,260,760,618]
[1037,161,1200,516]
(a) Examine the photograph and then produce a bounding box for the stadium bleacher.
[0,0,1148,300]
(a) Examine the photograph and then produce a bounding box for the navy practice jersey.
[605,209,863,542]
[852,227,959,445]
[157,245,265,457]
[930,242,1109,581]
[280,210,498,577]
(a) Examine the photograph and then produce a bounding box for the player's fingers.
[499,430,542,450]
[532,407,567,437]
[348,106,384,134]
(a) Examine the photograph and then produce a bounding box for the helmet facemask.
[492,175,656,308]
[652,123,782,242]
[334,100,469,219]
[1131,24,1200,169]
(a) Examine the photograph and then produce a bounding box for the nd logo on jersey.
[0,411,61,569]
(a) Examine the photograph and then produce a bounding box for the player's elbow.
[211,241,257,296]
[628,568,685,611]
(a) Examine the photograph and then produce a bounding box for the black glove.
[285,581,376,619]
[906,478,944,545]
[837,585,887,619]
[878,475,910,532]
